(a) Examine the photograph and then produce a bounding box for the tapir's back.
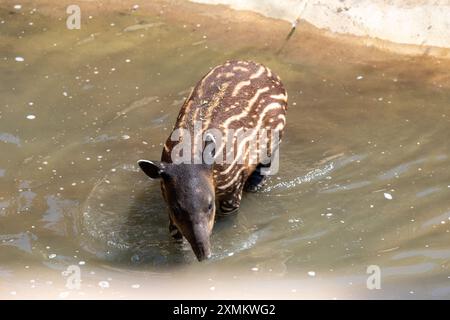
[163,60,287,195]
[172,60,287,133]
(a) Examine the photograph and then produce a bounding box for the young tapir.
[138,60,287,261]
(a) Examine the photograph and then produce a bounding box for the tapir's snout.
[187,224,212,261]
[193,241,212,261]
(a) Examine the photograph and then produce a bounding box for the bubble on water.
[98,281,110,288]
[131,284,140,289]
[48,253,56,259]
[251,267,258,272]
[14,5,22,10]
[384,192,393,200]
[307,271,316,277]
[78,261,85,265]
[15,57,25,62]
[26,114,36,120]
[356,75,364,80]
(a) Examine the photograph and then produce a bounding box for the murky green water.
[1,1,450,299]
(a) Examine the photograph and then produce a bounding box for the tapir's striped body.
[162,60,288,213]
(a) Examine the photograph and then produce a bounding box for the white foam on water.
[262,162,335,193]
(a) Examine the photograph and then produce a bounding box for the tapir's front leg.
[219,194,241,215]
[218,178,245,216]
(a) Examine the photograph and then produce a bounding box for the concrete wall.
[190,0,450,49]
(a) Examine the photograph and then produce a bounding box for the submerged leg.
[244,162,270,192]
[218,194,242,216]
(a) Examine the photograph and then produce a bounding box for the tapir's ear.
[137,160,164,179]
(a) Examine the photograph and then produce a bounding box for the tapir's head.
[137,160,215,261]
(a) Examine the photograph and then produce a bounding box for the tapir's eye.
[208,202,213,211]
